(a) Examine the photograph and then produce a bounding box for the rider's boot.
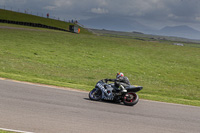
[120,85,127,92]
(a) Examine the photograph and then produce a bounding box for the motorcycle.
[89,79,143,106]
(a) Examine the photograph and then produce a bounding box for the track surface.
[0,79,200,133]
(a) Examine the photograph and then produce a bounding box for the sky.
[1,0,200,33]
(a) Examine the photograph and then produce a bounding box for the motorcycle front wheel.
[123,92,139,106]
[89,88,102,101]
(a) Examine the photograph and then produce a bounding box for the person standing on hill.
[47,13,49,18]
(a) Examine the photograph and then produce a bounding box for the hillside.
[79,15,200,40]
[90,28,200,47]
[0,9,91,34]
[159,25,200,40]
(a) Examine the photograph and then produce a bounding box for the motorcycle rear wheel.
[123,92,139,106]
[89,88,102,101]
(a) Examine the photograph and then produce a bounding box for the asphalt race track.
[0,78,200,133]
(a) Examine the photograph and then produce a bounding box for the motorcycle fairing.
[125,85,143,92]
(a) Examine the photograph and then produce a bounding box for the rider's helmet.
[116,72,124,78]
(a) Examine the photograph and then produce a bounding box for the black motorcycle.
[89,80,143,106]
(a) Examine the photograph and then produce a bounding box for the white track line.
[0,128,33,133]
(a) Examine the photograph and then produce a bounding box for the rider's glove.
[104,79,108,83]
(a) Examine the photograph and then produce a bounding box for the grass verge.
[0,129,16,133]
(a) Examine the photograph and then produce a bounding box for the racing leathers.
[105,76,130,91]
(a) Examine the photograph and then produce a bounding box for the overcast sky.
[1,0,200,31]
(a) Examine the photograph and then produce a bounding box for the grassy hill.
[91,29,200,46]
[0,9,91,34]
[0,10,200,106]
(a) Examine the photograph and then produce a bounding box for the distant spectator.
[47,13,49,18]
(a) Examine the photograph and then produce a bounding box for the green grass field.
[0,23,200,106]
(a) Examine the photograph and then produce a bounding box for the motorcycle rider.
[104,72,130,92]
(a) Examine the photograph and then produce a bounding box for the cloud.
[0,0,6,5]
[53,0,72,7]
[91,8,108,14]
[0,0,27,7]
[43,6,56,10]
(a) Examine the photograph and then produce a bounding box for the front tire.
[123,92,139,106]
[89,88,102,101]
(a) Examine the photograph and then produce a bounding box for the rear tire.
[89,88,102,101]
[123,93,139,106]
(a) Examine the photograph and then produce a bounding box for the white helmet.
[116,72,124,78]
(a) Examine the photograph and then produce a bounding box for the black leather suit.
[106,76,130,89]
